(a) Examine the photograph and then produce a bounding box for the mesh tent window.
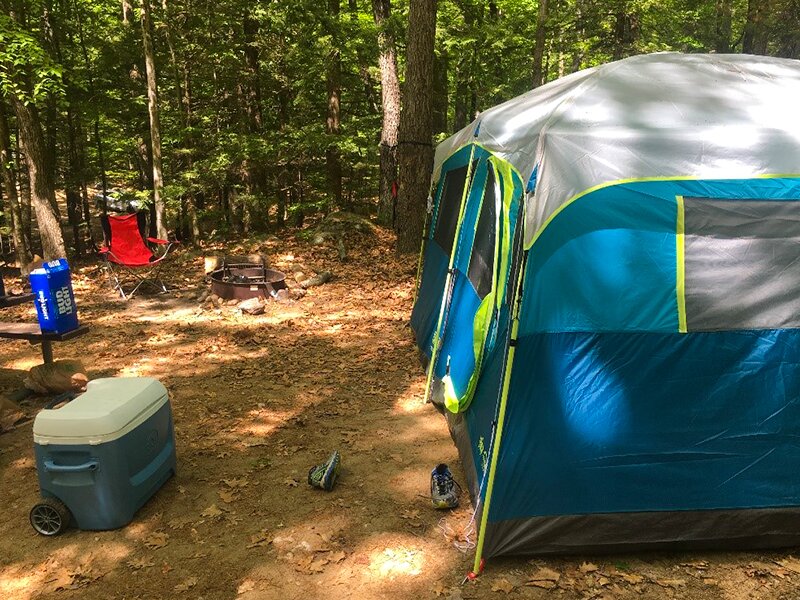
[684,197,800,331]
[467,166,497,300]
[433,163,473,256]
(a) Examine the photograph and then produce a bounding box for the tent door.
[433,157,515,412]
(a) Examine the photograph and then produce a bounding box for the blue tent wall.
[479,176,800,556]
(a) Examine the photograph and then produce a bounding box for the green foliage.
[1,0,799,246]
[0,14,64,104]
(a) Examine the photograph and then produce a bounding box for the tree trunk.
[0,101,32,271]
[326,0,344,210]
[16,131,33,250]
[532,0,548,87]
[373,0,401,226]
[432,50,449,135]
[240,14,267,232]
[140,0,167,239]
[396,0,436,255]
[612,2,637,60]
[183,64,199,240]
[453,63,469,131]
[65,109,84,256]
[9,95,66,261]
[74,117,96,249]
[743,0,770,54]
[715,0,732,53]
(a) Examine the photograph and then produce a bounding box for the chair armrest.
[147,237,173,245]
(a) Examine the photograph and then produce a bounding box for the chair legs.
[104,261,169,299]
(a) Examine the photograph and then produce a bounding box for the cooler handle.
[44,459,98,473]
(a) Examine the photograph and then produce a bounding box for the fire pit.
[209,263,287,300]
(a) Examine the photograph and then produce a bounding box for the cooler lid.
[34,377,169,445]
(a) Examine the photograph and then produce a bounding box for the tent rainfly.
[410,52,800,568]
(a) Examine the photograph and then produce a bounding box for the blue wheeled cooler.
[30,377,177,535]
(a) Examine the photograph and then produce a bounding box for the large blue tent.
[410,53,800,567]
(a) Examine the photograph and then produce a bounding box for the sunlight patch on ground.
[394,387,428,414]
[118,359,153,377]
[7,456,36,471]
[235,409,296,438]
[0,541,132,599]
[368,545,425,579]
[0,566,48,600]
[2,356,40,371]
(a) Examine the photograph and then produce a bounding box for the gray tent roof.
[432,52,800,245]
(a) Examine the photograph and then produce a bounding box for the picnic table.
[0,273,89,364]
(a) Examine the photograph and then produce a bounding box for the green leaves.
[0,14,64,105]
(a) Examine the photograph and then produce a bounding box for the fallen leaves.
[219,489,238,503]
[526,567,560,589]
[579,562,598,574]
[619,572,644,585]
[247,530,272,549]
[201,504,224,518]
[491,578,515,593]
[144,532,169,550]
[174,577,198,592]
[776,556,800,574]
[126,557,155,570]
[655,578,686,588]
[51,564,105,591]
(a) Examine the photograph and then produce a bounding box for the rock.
[289,288,307,300]
[299,271,333,289]
[275,289,291,303]
[239,297,265,315]
[24,360,89,394]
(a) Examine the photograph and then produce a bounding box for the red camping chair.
[99,213,178,299]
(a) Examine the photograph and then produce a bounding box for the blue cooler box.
[29,259,79,334]
[32,378,176,531]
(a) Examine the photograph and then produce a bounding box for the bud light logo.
[55,287,74,316]
[37,291,49,321]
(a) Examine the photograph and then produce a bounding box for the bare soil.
[1,227,799,600]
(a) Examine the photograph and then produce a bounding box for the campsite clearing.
[1,228,798,599]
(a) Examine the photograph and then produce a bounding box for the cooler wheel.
[30,498,71,536]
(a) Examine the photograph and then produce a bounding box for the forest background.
[0,0,797,267]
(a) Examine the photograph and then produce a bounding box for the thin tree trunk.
[396,0,436,254]
[532,0,548,86]
[373,0,401,226]
[74,117,95,249]
[715,0,732,53]
[74,0,109,215]
[9,95,66,261]
[743,0,770,54]
[432,50,449,134]
[240,13,267,232]
[453,63,469,131]
[16,130,33,250]
[65,109,84,256]
[140,0,167,239]
[326,0,344,210]
[183,64,199,240]
[0,101,32,271]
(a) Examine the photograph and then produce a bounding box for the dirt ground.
[2,226,800,600]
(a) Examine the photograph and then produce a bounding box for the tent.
[410,52,800,567]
